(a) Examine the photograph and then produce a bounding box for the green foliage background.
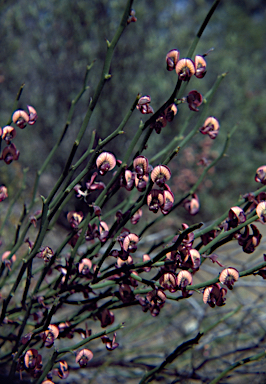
[0,0,265,222]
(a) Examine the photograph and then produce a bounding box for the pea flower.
[199,117,220,139]
[194,55,207,78]
[166,49,180,71]
[96,152,116,175]
[175,58,195,81]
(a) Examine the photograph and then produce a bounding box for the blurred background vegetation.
[0,0,265,223]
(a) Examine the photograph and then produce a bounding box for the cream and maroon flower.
[161,189,174,215]
[2,251,16,271]
[228,206,246,228]
[96,152,116,175]
[165,103,178,122]
[37,246,54,262]
[78,258,92,275]
[116,255,133,268]
[97,308,115,328]
[159,272,177,292]
[203,283,227,307]
[123,233,139,253]
[237,224,262,253]
[2,126,16,144]
[146,288,166,317]
[131,208,142,225]
[99,221,109,242]
[199,117,220,139]
[0,185,8,202]
[67,211,84,229]
[175,58,195,81]
[166,49,180,71]
[12,109,29,129]
[57,361,69,379]
[255,166,266,185]
[194,55,207,78]
[142,254,151,272]
[256,201,266,224]
[190,249,201,269]
[219,267,239,290]
[0,143,20,164]
[76,349,93,367]
[101,332,119,351]
[151,165,171,187]
[133,155,149,179]
[183,193,200,215]
[121,169,135,191]
[27,105,38,125]
[135,173,149,192]
[127,9,137,24]
[147,189,164,213]
[24,349,42,370]
[187,90,203,112]
[42,324,59,348]
[151,113,167,134]
[136,95,154,114]
[177,270,193,288]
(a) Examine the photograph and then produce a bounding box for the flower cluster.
[166,49,207,79]
[0,105,37,164]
